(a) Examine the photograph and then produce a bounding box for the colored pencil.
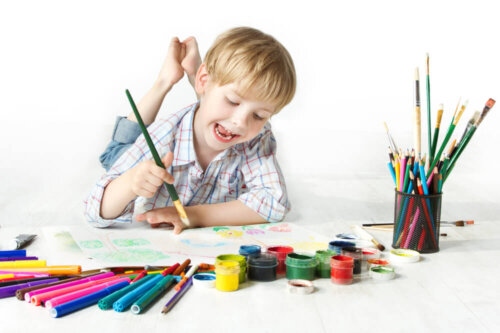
[125,89,191,227]
[161,277,193,314]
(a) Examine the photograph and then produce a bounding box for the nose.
[231,107,247,130]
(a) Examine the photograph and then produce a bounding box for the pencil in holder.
[392,189,442,253]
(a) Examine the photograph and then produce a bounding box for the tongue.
[218,124,232,136]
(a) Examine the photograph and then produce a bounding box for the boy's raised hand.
[180,37,202,87]
[136,207,185,234]
[129,152,175,198]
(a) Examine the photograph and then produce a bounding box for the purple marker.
[161,277,193,314]
[25,272,114,302]
[0,279,59,298]
[0,257,38,262]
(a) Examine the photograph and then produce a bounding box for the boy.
[84,27,296,234]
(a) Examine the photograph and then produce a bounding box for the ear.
[195,63,210,96]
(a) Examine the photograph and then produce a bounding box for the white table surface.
[1,220,499,333]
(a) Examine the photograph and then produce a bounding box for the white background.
[1,0,499,227]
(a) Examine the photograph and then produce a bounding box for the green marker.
[131,275,174,314]
[125,89,190,227]
[98,274,157,310]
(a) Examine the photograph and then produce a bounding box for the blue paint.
[328,241,356,255]
[180,239,228,248]
[239,245,261,259]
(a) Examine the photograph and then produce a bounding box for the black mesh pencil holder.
[392,190,442,253]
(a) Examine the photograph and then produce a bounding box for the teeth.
[215,124,234,140]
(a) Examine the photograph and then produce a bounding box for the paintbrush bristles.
[475,98,496,126]
[415,67,420,81]
[426,53,429,74]
[436,106,444,127]
[453,100,468,125]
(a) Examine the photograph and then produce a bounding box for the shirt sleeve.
[238,126,291,222]
[99,116,143,171]
[84,118,174,228]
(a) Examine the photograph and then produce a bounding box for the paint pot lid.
[362,248,381,260]
[287,279,314,294]
[369,265,395,280]
[216,254,246,266]
[239,245,262,256]
[335,233,359,240]
[285,253,317,268]
[248,253,278,268]
[193,273,216,288]
[329,240,356,248]
[389,249,420,263]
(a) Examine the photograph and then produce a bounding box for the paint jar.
[239,245,261,259]
[315,249,336,278]
[341,247,362,275]
[267,246,293,274]
[215,261,240,292]
[215,254,246,283]
[328,241,355,255]
[247,253,278,282]
[330,255,354,285]
[393,190,442,253]
[285,253,317,281]
[367,259,390,271]
[361,248,380,261]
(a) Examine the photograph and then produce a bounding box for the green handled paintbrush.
[125,89,190,227]
[429,104,443,165]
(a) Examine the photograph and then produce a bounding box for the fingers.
[172,221,185,235]
[161,152,174,168]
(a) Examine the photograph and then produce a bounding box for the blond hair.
[204,27,296,112]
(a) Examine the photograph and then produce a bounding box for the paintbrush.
[426,53,432,164]
[430,104,444,164]
[351,225,385,251]
[426,99,468,178]
[414,68,422,157]
[458,111,481,145]
[445,98,495,182]
[384,122,399,153]
[125,89,191,227]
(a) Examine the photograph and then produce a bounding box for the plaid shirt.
[84,103,290,227]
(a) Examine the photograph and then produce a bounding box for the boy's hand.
[157,37,186,88]
[128,152,174,198]
[136,206,185,234]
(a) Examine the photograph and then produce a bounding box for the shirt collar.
[171,102,198,167]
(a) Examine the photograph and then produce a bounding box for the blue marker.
[0,250,27,258]
[113,274,163,312]
[50,281,129,318]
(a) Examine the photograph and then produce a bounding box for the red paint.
[330,255,354,285]
[367,259,389,266]
[267,246,294,274]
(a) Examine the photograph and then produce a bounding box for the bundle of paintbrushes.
[384,54,496,253]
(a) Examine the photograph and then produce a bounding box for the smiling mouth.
[214,123,240,142]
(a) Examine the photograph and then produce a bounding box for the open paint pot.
[328,241,355,255]
[239,245,261,259]
[341,247,362,275]
[216,254,246,283]
[267,246,293,274]
[247,253,278,282]
[215,261,240,292]
[285,253,317,281]
[330,255,354,285]
[315,249,336,278]
[361,248,380,261]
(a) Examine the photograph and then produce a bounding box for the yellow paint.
[216,230,243,238]
[215,261,240,292]
[216,255,246,283]
[0,260,47,268]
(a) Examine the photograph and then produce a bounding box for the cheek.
[245,122,265,139]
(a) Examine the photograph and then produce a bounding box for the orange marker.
[2,266,81,275]
[174,265,198,291]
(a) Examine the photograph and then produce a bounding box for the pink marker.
[0,270,50,277]
[31,276,120,306]
[45,278,130,308]
[25,272,114,302]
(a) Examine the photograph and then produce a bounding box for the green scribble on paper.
[112,238,151,247]
[79,240,104,249]
[212,227,229,232]
[53,231,82,252]
[92,249,169,263]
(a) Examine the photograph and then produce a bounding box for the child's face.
[194,68,275,155]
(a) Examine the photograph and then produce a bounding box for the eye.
[225,97,239,106]
[253,113,264,120]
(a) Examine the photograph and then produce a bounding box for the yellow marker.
[0,274,15,279]
[2,265,81,275]
[0,260,46,268]
[215,261,240,292]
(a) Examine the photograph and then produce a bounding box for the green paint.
[79,240,104,249]
[112,238,151,247]
[53,231,82,252]
[286,253,317,281]
[315,250,335,278]
[92,249,169,263]
[212,227,229,232]
[371,267,393,274]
